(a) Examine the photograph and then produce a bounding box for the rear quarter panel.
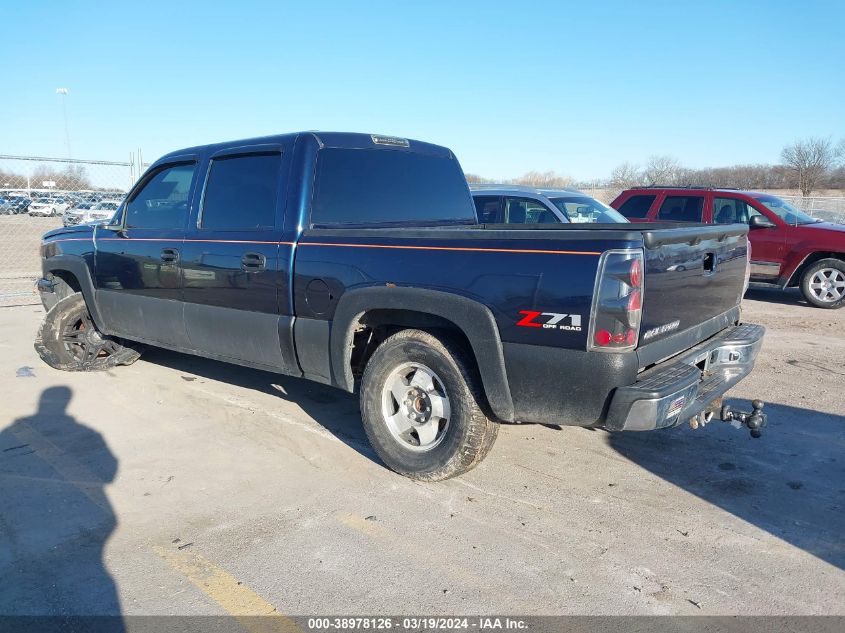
[293,229,642,351]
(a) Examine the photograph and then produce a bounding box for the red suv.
[611,187,845,309]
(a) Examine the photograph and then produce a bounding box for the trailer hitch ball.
[747,399,765,438]
[720,399,767,438]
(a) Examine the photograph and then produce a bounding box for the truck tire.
[799,258,845,309]
[34,292,143,371]
[359,328,498,481]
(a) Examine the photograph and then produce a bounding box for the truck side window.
[200,153,281,230]
[473,196,503,223]
[126,163,196,229]
[657,195,703,222]
[504,197,552,223]
[713,197,759,224]
[617,194,656,219]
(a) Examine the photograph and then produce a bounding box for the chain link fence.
[2,155,844,308]
[0,155,141,306]
[777,196,845,224]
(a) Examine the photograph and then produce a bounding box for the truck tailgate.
[637,224,748,361]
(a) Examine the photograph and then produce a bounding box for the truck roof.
[469,184,584,196]
[157,131,455,164]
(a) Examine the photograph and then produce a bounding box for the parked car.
[34,132,766,480]
[470,185,628,224]
[0,199,15,215]
[28,197,69,217]
[62,203,92,226]
[63,200,121,227]
[8,196,32,214]
[611,187,845,309]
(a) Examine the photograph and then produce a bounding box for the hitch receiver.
[721,399,766,438]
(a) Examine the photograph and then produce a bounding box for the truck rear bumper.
[604,323,765,431]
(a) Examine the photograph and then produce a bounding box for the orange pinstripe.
[43,237,601,256]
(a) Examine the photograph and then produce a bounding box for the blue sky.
[2,0,843,180]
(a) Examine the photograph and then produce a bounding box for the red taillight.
[594,328,637,347]
[588,250,644,352]
[630,257,642,288]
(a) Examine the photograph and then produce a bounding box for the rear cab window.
[657,195,704,222]
[310,148,476,227]
[617,194,656,219]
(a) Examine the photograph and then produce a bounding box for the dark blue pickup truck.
[34,132,766,480]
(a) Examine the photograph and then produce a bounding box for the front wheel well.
[48,270,82,297]
[787,252,845,286]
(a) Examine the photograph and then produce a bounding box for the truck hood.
[802,221,845,235]
[43,224,94,241]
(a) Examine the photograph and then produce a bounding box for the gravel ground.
[0,290,843,617]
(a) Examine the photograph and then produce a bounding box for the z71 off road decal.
[516,311,583,332]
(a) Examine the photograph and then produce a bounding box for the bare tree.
[643,155,683,185]
[781,137,836,196]
[511,170,572,188]
[609,162,643,188]
[31,164,92,191]
[463,173,488,184]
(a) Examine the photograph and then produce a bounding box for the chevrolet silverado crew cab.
[612,186,845,309]
[35,132,767,480]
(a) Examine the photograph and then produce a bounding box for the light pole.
[56,87,71,158]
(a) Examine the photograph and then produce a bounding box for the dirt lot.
[0,289,843,617]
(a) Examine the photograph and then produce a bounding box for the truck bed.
[297,221,748,358]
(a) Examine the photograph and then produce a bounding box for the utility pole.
[56,88,72,158]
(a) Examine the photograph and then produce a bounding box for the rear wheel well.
[788,252,845,286]
[350,309,475,380]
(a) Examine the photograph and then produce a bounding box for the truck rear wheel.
[359,329,498,481]
[800,259,845,309]
[34,292,143,371]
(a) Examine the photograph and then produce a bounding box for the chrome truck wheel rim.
[381,362,451,452]
[809,268,845,303]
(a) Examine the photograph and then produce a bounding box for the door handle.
[160,248,179,263]
[241,252,266,272]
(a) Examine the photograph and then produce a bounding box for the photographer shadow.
[0,386,122,623]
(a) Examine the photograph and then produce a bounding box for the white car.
[28,198,69,217]
[62,200,121,226]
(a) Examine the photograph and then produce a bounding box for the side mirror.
[749,215,775,229]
